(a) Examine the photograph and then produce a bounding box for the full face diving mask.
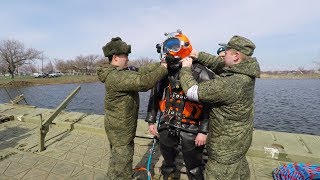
[157,30,193,70]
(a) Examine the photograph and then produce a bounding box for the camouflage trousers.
[106,141,134,180]
[204,156,250,180]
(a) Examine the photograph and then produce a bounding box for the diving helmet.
[160,29,192,59]
[157,29,193,70]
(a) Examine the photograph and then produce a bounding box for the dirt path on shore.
[0,80,34,88]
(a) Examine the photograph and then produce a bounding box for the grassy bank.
[1,73,319,88]
[260,73,320,79]
[0,75,99,87]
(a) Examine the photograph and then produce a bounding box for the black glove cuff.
[199,119,209,134]
[145,114,157,123]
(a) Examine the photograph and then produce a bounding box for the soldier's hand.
[148,124,158,137]
[195,133,207,146]
[189,49,199,59]
[181,57,193,67]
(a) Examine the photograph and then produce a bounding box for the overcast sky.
[1,0,320,71]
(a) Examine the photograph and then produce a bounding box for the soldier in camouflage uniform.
[97,37,168,180]
[216,47,226,58]
[180,35,260,180]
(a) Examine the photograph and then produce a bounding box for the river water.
[1,79,319,135]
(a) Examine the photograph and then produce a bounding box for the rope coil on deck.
[272,162,320,180]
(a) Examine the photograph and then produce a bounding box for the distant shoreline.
[0,75,99,88]
[0,74,319,88]
[260,73,320,79]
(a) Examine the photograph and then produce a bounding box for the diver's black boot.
[161,166,176,180]
[186,166,204,180]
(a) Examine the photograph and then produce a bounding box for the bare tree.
[313,61,320,71]
[313,49,320,71]
[54,59,79,75]
[297,67,305,74]
[53,55,110,75]
[19,63,37,74]
[44,61,54,73]
[0,39,42,78]
[66,59,78,74]
[95,57,107,65]
[54,58,68,73]
[74,54,100,75]
[0,61,7,75]
[129,57,156,67]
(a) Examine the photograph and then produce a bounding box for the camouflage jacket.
[180,52,260,164]
[97,62,167,146]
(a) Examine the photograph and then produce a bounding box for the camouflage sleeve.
[180,67,199,93]
[97,67,108,83]
[198,76,243,104]
[107,64,168,92]
[197,52,225,72]
[180,67,239,104]
[138,62,161,74]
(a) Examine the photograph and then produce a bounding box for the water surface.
[1,79,319,135]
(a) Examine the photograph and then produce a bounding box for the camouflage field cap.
[102,37,131,57]
[219,35,255,56]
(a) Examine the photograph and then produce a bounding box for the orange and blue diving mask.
[162,33,193,59]
[163,38,181,54]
